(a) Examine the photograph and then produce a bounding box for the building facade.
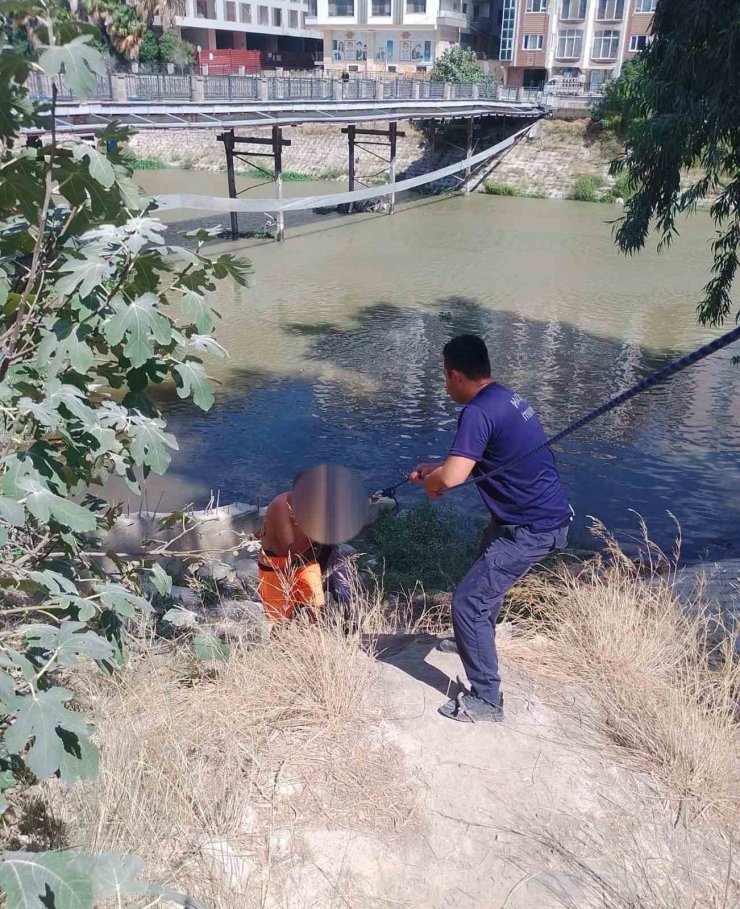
[175,0,322,58]
[307,0,474,74]
[500,0,655,89]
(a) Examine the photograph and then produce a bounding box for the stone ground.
[223,628,733,909]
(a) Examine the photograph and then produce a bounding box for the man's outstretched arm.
[411,455,476,500]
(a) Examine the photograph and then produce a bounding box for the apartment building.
[500,0,655,89]
[175,0,322,58]
[306,0,474,74]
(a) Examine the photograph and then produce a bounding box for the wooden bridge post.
[347,124,356,214]
[222,129,239,239]
[464,117,474,196]
[389,121,397,215]
[272,125,284,242]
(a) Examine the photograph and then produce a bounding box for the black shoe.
[436,637,458,654]
[438,690,505,724]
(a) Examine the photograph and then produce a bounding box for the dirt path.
[287,629,730,909]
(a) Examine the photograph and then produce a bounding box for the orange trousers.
[257,555,325,623]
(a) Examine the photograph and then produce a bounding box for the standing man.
[411,335,572,723]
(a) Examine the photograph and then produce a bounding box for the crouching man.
[411,335,573,723]
[257,489,351,623]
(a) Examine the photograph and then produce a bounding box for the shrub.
[158,29,195,66]
[430,46,483,84]
[129,156,168,169]
[138,28,160,63]
[369,503,480,593]
[484,181,524,196]
[569,174,603,202]
[0,8,250,902]
[607,171,639,201]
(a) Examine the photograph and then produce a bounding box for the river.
[135,169,740,561]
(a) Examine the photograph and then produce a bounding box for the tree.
[158,27,195,66]
[591,57,645,137]
[83,0,147,59]
[138,27,160,63]
[612,0,740,328]
[0,2,250,902]
[430,45,483,84]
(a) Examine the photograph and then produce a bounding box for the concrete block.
[111,74,127,104]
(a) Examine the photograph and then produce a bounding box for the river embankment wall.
[128,119,620,199]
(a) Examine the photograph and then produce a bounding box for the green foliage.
[82,0,146,60]
[606,172,638,202]
[430,46,483,84]
[0,2,251,899]
[568,174,603,202]
[138,27,160,64]
[0,850,147,909]
[591,58,646,137]
[128,155,168,170]
[483,181,524,197]
[158,28,195,66]
[611,0,740,327]
[237,167,312,182]
[369,503,480,593]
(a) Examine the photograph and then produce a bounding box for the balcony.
[438,0,467,25]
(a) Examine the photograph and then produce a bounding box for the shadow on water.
[155,295,740,563]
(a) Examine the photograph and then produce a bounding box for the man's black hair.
[443,335,491,380]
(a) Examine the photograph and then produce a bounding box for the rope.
[374,324,740,498]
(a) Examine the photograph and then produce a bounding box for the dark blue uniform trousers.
[452,520,569,706]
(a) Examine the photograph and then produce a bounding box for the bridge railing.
[26,70,112,102]
[125,73,192,101]
[26,72,549,107]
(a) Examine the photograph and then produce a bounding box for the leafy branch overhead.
[607,0,740,327]
[0,2,251,902]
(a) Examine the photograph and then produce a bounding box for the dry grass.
[49,613,418,908]
[513,522,740,821]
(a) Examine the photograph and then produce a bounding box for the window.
[596,0,624,19]
[592,28,620,58]
[526,0,547,10]
[499,0,516,61]
[522,33,543,50]
[473,3,480,16]
[372,0,391,13]
[588,69,610,90]
[634,0,655,11]
[560,0,586,19]
[289,9,298,26]
[328,0,354,13]
[224,0,236,20]
[239,2,251,21]
[195,0,213,17]
[556,29,582,58]
[406,0,426,11]
[462,2,467,11]
[629,34,648,52]
[272,6,281,24]
[301,11,306,25]
[258,4,268,23]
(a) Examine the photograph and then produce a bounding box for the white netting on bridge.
[153,122,535,214]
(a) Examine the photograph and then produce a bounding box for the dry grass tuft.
[513,522,740,819]
[50,613,418,908]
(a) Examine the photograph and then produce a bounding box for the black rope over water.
[372,324,740,500]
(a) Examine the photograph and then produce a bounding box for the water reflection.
[161,302,739,560]
[133,174,739,561]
